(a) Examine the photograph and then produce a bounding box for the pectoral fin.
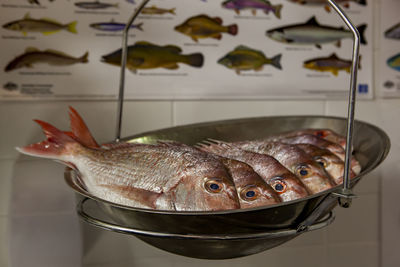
[163,63,179,70]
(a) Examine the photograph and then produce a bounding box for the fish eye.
[296,165,311,177]
[314,157,328,168]
[239,185,259,201]
[204,178,223,194]
[269,179,287,194]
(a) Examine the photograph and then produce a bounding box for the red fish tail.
[16,119,77,159]
[227,24,238,35]
[68,106,99,148]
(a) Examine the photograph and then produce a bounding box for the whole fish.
[2,13,77,36]
[286,0,367,12]
[235,141,336,193]
[222,0,283,19]
[174,15,238,42]
[141,6,176,15]
[16,109,240,211]
[303,53,359,76]
[75,1,118,9]
[218,45,282,74]
[266,16,367,49]
[385,22,400,40]
[5,47,88,72]
[101,41,204,73]
[387,53,400,71]
[90,21,143,32]
[295,143,355,184]
[197,141,310,202]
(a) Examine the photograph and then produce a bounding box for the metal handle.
[77,197,335,240]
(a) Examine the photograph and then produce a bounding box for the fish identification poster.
[0,0,373,100]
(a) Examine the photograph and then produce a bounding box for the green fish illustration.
[303,53,361,76]
[2,13,77,36]
[175,14,238,42]
[101,41,204,73]
[5,47,88,72]
[218,45,282,74]
[141,5,176,15]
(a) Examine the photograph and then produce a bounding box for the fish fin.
[191,36,199,42]
[164,45,182,53]
[23,12,31,19]
[269,54,282,70]
[315,44,322,49]
[68,106,99,148]
[80,52,89,63]
[234,45,253,51]
[324,5,331,12]
[135,22,144,31]
[273,4,283,19]
[335,40,341,48]
[255,66,264,71]
[235,69,241,75]
[251,9,257,16]
[227,24,238,35]
[357,24,367,45]
[214,17,223,25]
[66,21,78,34]
[306,16,319,25]
[212,33,222,40]
[185,53,204,68]
[329,53,339,59]
[163,63,179,70]
[332,69,339,76]
[169,8,176,15]
[25,47,40,53]
[234,9,240,15]
[16,119,78,160]
[99,184,160,209]
[128,67,137,74]
[42,31,59,35]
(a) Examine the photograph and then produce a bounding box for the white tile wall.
[2,98,397,267]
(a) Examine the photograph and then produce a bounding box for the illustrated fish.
[141,6,176,15]
[16,107,240,211]
[74,1,118,9]
[387,53,400,71]
[5,47,88,72]
[101,41,204,73]
[174,14,238,42]
[90,20,143,32]
[385,22,400,40]
[234,141,336,193]
[2,13,77,36]
[266,16,367,49]
[197,141,310,202]
[28,0,40,4]
[222,0,283,19]
[218,45,282,74]
[286,0,367,12]
[303,53,360,76]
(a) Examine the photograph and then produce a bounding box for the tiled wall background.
[0,99,399,267]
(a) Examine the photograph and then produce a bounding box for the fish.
[234,141,336,193]
[286,0,367,12]
[385,22,400,40]
[222,0,283,19]
[28,0,40,4]
[74,1,119,9]
[295,143,355,184]
[266,16,367,49]
[197,141,310,202]
[303,53,360,76]
[174,14,238,42]
[218,45,282,74]
[16,107,240,211]
[4,47,88,72]
[2,13,77,36]
[101,41,204,73]
[387,53,400,71]
[141,6,176,15]
[90,20,143,32]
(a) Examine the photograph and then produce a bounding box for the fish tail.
[185,53,204,68]
[269,54,282,70]
[358,0,367,6]
[273,4,283,19]
[16,119,78,160]
[169,8,176,15]
[68,106,100,148]
[357,24,367,45]
[227,24,238,36]
[135,22,144,31]
[66,21,78,34]
[80,51,89,63]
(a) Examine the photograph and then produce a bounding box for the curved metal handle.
[77,197,335,240]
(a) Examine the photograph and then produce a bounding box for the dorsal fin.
[213,17,223,24]
[306,16,319,25]
[25,47,40,53]
[68,106,99,148]
[234,45,252,51]
[329,53,339,59]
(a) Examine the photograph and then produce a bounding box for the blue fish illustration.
[90,21,143,32]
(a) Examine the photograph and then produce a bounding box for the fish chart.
[0,0,373,100]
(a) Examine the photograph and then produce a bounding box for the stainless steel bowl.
[65,116,390,259]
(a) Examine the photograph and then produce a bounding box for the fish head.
[313,154,346,184]
[266,29,288,43]
[292,161,334,194]
[217,56,233,68]
[174,23,189,34]
[303,61,318,70]
[2,21,21,31]
[101,50,121,66]
[267,174,309,202]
